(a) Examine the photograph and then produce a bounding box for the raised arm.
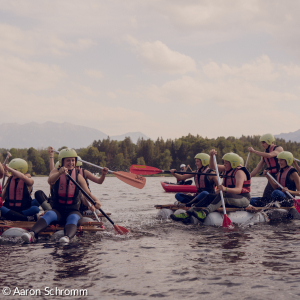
[4,165,34,187]
[209,149,225,173]
[84,168,108,185]
[293,159,300,174]
[248,146,283,158]
[48,147,55,172]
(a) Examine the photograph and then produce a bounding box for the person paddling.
[169,153,218,223]
[1,159,40,221]
[21,148,101,244]
[266,151,300,207]
[177,151,251,223]
[248,134,283,207]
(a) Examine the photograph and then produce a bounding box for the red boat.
[160,182,197,193]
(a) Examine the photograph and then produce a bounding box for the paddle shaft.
[2,152,12,188]
[54,150,112,174]
[213,155,227,216]
[266,172,295,199]
[86,199,101,222]
[245,152,251,168]
[65,172,116,226]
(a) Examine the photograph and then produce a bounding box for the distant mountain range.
[0,122,149,149]
[275,129,300,143]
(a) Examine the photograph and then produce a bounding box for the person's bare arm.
[77,175,101,209]
[48,168,63,185]
[48,147,55,172]
[281,172,300,196]
[248,146,283,159]
[84,168,108,185]
[4,165,34,186]
[293,159,300,174]
[209,149,225,172]
[250,157,265,177]
[0,163,4,179]
[264,172,278,190]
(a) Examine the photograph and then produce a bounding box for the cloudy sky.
[1,0,300,139]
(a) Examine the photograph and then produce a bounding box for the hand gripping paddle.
[65,172,129,235]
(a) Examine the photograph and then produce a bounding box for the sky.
[1,0,300,140]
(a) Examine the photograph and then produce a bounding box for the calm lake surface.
[1,176,300,300]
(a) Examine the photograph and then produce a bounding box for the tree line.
[0,134,299,175]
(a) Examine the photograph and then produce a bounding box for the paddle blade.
[294,199,300,214]
[130,165,162,175]
[114,224,130,235]
[222,214,233,229]
[113,171,146,189]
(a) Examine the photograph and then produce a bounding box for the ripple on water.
[1,177,300,299]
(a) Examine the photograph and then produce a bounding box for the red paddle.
[130,165,226,177]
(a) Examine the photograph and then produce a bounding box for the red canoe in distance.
[160,182,197,193]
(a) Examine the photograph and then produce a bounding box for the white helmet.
[180,164,186,168]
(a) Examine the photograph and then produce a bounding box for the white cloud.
[144,55,299,108]
[85,69,104,79]
[0,55,66,91]
[125,35,197,74]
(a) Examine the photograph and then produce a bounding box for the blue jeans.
[271,189,294,207]
[175,191,209,206]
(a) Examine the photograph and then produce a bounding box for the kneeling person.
[22,148,101,244]
[187,152,251,222]
[1,159,39,221]
[170,153,218,223]
[266,151,300,207]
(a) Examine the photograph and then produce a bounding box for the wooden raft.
[155,204,294,213]
[0,220,105,236]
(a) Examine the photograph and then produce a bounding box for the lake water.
[1,176,300,300]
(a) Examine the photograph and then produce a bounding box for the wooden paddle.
[65,172,129,235]
[130,165,228,177]
[213,155,233,228]
[54,150,145,189]
[266,172,300,214]
[1,152,12,188]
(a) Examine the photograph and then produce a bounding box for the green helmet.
[259,133,275,145]
[76,156,83,167]
[9,158,28,174]
[222,153,240,169]
[239,156,244,166]
[194,153,210,166]
[277,151,293,167]
[58,148,78,166]
[55,161,60,169]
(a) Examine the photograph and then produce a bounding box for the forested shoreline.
[1,134,299,176]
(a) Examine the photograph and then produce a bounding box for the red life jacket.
[194,167,215,194]
[52,168,81,211]
[277,166,297,191]
[264,145,280,174]
[223,166,251,194]
[4,176,31,211]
